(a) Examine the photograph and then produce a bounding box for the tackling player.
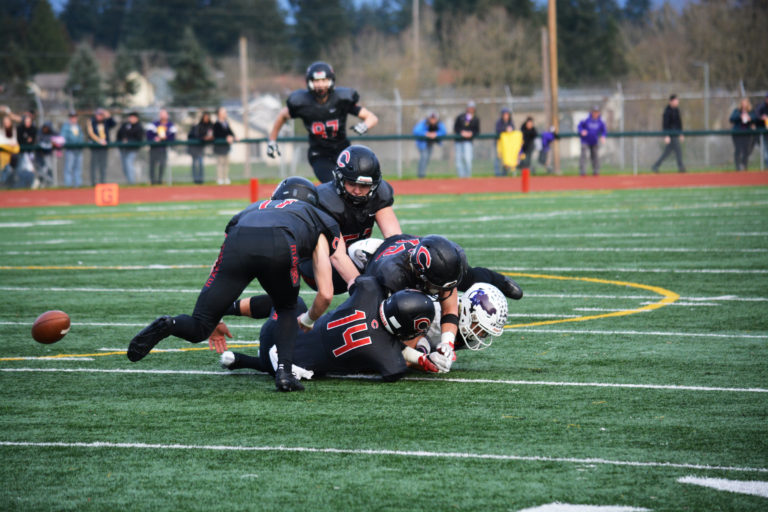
[216,276,448,381]
[266,62,379,182]
[127,177,360,392]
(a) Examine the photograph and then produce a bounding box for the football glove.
[417,353,439,373]
[351,122,368,135]
[435,339,455,371]
[267,141,281,158]
[427,351,452,373]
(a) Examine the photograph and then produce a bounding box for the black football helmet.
[333,145,382,206]
[410,235,463,295]
[379,289,436,340]
[271,176,318,207]
[305,61,335,98]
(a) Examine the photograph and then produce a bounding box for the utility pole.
[239,36,251,178]
[413,0,419,82]
[541,27,551,129]
[548,0,560,174]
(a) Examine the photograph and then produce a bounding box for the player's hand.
[427,351,452,373]
[435,341,455,370]
[351,122,368,135]
[208,322,232,353]
[664,136,671,144]
[267,141,280,158]
[417,353,439,373]
[298,311,315,332]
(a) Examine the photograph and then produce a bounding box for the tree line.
[1,0,765,110]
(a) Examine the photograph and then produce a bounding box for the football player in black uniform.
[127,177,360,392]
[298,145,401,294]
[216,276,449,381]
[266,62,379,182]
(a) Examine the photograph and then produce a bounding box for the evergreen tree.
[66,44,103,110]
[60,0,101,44]
[169,27,217,106]
[623,0,651,24]
[557,0,626,85]
[26,0,71,74]
[106,46,139,108]
[289,0,352,63]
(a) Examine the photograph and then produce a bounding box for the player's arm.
[300,235,335,331]
[374,206,402,238]
[329,236,360,289]
[267,107,291,157]
[351,107,378,135]
[435,288,459,369]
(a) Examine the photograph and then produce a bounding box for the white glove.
[267,141,280,158]
[351,122,368,135]
[428,350,452,373]
[298,311,315,329]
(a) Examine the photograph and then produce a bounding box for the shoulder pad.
[334,87,360,104]
[287,89,314,110]
[317,182,345,220]
[371,180,394,209]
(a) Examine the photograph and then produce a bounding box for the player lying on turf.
[214,276,448,382]
[212,281,508,378]
[127,177,360,392]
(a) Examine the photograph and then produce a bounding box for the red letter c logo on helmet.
[414,316,431,333]
[415,246,431,270]
[337,149,351,168]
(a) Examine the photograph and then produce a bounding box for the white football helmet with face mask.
[458,283,508,350]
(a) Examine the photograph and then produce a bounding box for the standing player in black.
[216,276,448,382]
[127,177,360,392]
[266,62,379,182]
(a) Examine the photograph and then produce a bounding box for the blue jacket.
[578,115,606,146]
[60,121,85,147]
[412,119,446,151]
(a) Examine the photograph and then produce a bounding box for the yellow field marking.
[3,273,677,362]
[0,265,209,270]
[0,343,259,362]
[501,272,679,329]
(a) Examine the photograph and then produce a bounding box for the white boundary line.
[2,368,766,393]
[509,328,768,339]
[0,440,765,473]
[499,266,768,274]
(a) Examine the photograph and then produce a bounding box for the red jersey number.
[311,119,340,139]
[326,310,372,357]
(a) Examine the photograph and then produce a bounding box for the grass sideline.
[1,185,767,511]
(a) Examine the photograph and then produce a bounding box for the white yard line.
[2,368,766,393]
[508,328,768,339]
[500,266,768,274]
[677,476,768,498]
[0,440,765,474]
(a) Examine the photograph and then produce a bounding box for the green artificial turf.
[1,185,766,511]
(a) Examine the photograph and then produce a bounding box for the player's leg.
[307,149,337,183]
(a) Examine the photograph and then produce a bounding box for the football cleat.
[275,366,305,392]
[127,315,173,362]
[220,350,236,370]
[500,276,524,300]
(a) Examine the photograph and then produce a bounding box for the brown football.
[31,310,71,344]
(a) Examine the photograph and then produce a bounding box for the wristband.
[440,331,456,347]
[299,311,315,329]
[441,313,459,326]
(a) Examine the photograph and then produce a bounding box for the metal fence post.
[394,88,403,178]
[633,136,638,175]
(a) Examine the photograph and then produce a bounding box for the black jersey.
[261,276,407,380]
[365,234,423,294]
[317,180,395,245]
[228,199,341,260]
[287,87,362,152]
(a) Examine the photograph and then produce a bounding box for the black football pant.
[170,226,302,368]
[308,146,347,183]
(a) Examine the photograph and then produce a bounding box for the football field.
[1,185,767,511]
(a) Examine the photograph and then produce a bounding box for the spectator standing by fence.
[454,101,480,178]
[494,108,515,176]
[213,107,236,185]
[60,111,84,187]
[87,108,115,186]
[518,117,538,174]
[147,109,176,185]
[413,112,446,178]
[17,114,36,174]
[578,106,607,176]
[33,122,57,188]
[651,94,686,173]
[729,98,757,171]
[117,112,144,184]
[188,111,214,185]
[756,93,768,169]
[538,127,558,174]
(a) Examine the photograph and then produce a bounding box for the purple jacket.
[577,115,606,146]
